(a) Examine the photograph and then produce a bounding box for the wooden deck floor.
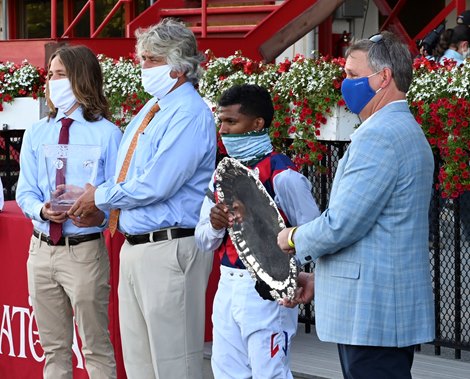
[204,326,470,379]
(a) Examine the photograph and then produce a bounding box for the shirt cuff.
[209,225,226,239]
[99,216,108,228]
[95,186,110,211]
[34,203,46,222]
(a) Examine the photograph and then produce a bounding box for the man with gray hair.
[278,31,435,379]
[69,18,216,379]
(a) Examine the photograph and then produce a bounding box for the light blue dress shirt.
[16,107,122,236]
[439,49,465,65]
[95,82,217,234]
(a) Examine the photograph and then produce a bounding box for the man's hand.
[70,209,105,228]
[277,227,296,254]
[68,183,99,218]
[210,203,233,230]
[279,272,314,308]
[41,202,68,224]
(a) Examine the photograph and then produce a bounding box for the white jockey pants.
[211,265,298,379]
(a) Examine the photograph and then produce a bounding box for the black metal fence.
[1,132,469,357]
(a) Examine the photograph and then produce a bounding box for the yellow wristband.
[287,227,297,248]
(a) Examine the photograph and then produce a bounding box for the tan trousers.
[118,235,213,379]
[27,234,116,379]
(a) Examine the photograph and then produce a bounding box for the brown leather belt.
[124,228,195,246]
[33,229,101,246]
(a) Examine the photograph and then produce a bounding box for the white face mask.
[48,78,77,113]
[462,49,470,59]
[141,65,178,99]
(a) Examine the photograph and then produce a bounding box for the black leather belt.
[124,228,195,246]
[33,230,101,246]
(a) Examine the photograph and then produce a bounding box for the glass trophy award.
[44,144,101,212]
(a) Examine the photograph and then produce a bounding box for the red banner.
[0,201,219,378]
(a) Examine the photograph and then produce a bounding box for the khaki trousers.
[118,235,213,379]
[27,234,116,379]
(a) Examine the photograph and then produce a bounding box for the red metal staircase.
[372,0,467,55]
[0,0,342,66]
[126,0,344,61]
[158,1,279,38]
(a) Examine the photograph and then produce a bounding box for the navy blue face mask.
[341,71,382,114]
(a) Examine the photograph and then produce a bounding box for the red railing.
[53,0,272,39]
[414,0,466,41]
[373,0,467,54]
[126,0,337,61]
[51,0,133,39]
[127,0,279,38]
[202,0,208,38]
[22,0,468,63]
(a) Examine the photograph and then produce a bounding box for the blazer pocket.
[328,260,360,279]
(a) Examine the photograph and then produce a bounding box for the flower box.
[1,98,42,130]
[317,106,359,141]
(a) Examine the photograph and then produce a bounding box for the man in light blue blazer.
[278,31,435,379]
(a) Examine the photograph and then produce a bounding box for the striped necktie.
[49,117,73,244]
[108,102,160,236]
